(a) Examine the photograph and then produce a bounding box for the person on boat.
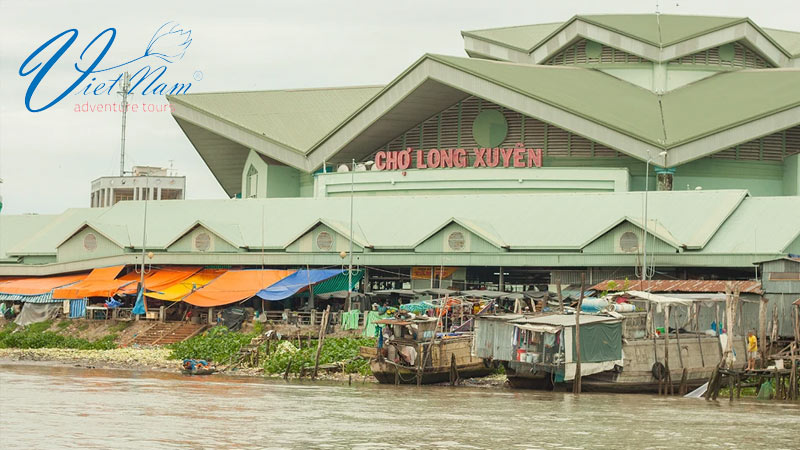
[747,331,758,370]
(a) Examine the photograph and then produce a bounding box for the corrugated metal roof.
[169,86,382,153]
[462,22,563,52]
[511,314,620,326]
[579,14,745,47]
[590,279,763,294]
[3,190,787,258]
[764,28,800,57]
[0,214,55,261]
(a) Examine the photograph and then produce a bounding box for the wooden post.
[312,305,331,380]
[283,356,293,380]
[674,307,684,369]
[416,343,423,386]
[449,353,459,386]
[759,297,768,368]
[556,278,563,313]
[664,305,672,395]
[679,368,688,396]
[573,273,585,394]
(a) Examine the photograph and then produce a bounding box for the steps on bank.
[129,322,206,346]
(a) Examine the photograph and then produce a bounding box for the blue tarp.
[132,289,146,315]
[69,299,87,318]
[256,270,343,301]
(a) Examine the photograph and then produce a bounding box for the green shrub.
[0,327,117,350]
[262,337,375,376]
[167,326,254,363]
[108,321,132,333]
[57,320,71,330]
[27,320,52,334]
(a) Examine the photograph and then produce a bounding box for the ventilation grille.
[448,231,466,251]
[711,125,800,162]
[545,39,647,65]
[83,233,97,252]
[194,232,211,252]
[316,231,333,251]
[669,42,771,68]
[374,96,627,164]
[619,232,639,253]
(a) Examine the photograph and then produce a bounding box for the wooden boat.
[476,292,751,393]
[363,318,493,384]
[181,367,217,376]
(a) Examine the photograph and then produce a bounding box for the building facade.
[1,15,799,305]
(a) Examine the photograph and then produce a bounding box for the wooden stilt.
[664,305,673,395]
[312,305,331,380]
[573,273,585,394]
[284,357,293,380]
[679,368,688,396]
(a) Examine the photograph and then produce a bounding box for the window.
[83,233,97,252]
[246,165,258,198]
[194,232,211,252]
[316,231,333,251]
[447,231,465,251]
[619,232,639,253]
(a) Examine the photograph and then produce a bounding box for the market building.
[1,14,799,327]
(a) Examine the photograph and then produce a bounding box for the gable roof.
[168,86,382,154]
[764,28,800,57]
[578,14,745,47]
[580,216,681,250]
[411,217,508,249]
[55,221,131,249]
[283,218,370,250]
[163,220,244,249]
[462,22,564,53]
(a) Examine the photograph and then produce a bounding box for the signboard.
[374,145,543,171]
[411,267,458,280]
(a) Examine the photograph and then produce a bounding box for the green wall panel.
[582,222,677,254]
[57,227,124,263]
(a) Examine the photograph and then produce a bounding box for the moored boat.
[363,316,493,384]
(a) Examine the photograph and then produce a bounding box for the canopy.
[0,273,87,296]
[146,269,226,301]
[116,266,202,295]
[53,265,130,299]
[256,269,343,301]
[183,269,294,307]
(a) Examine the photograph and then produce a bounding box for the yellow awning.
[145,269,226,301]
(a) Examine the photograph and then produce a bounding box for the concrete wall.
[168,226,240,253]
[783,153,800,196]
[57,228,123,263]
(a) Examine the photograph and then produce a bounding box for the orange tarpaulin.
[116,267,202,295]
[0,274,88,296]
[53,265,130,299]
[146,269,226,301]
[183,270,295,307]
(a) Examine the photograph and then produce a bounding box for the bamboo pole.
[664,305,672,395]
[759,297,768,368]
[312,305,331,380]
[556,278,563,313]
[573,273,585,394]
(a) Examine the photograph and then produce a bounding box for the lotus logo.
[19,21,197,113]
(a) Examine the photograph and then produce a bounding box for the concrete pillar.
[364,267,371,293]
[159,306,165,322]
[208,307,214,325]
[157,187,162,200]
[499,266,505,292]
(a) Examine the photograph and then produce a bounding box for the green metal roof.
[661,69,800,146]
[168,86,382,153]
[579,14,745,47]
[701,196,800,254]
[462,22,563,52]
[764,28,800,57]
[0,190,776,257]
[428,54,665,145]
[0,214,55,261]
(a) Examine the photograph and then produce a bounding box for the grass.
[57,320,71,330]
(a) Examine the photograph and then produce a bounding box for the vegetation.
[168,325,375,375]
[168,326,254,363]
[0,320,117,350]
[262,337,375,376]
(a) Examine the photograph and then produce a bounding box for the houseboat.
[475,291,749,392]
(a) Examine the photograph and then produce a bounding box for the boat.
[181,359,217,375]
[475,290,750,393]
[363,316,493,384]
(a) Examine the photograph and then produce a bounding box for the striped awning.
[0,291,61,303]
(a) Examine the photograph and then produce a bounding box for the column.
[157,187,162,200]
[656,168,675,191]
[499,266,505,292]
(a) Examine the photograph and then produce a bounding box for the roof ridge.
[175,85,384,97]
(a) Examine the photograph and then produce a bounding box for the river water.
[1,363,798,449]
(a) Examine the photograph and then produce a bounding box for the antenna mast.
[118,72,131,176]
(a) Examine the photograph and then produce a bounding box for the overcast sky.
[0,0,797,215]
